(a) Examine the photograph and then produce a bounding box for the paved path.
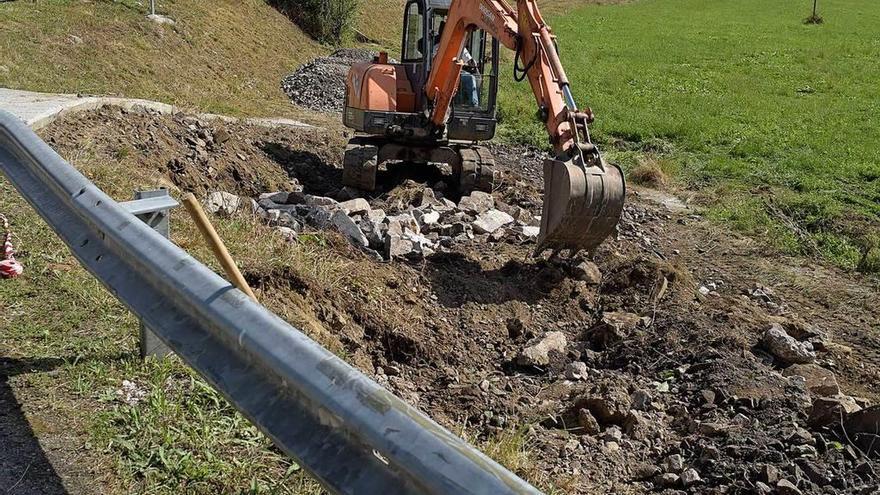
[0,88,311,130]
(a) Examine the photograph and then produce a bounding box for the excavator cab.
[400,0,500,141]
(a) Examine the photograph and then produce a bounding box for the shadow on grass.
[1,359,69,494]
[0,353,134,494]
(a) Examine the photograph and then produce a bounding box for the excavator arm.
[425,0,626,254]
[427,0,586,160]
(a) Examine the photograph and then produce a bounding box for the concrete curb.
[0,88,313,131]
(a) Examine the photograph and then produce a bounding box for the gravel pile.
[281,49,377,113]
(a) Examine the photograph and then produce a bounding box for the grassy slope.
[497,0,880,270]
[0,0,323,118]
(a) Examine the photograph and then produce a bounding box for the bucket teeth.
[535,158,626,255]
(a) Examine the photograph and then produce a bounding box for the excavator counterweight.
[342,0,625,254]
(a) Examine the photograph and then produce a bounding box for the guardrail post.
[121,188,179,359]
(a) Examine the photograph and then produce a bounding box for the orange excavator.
[343,0,625,254]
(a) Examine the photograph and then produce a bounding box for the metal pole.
[122,188,178,359]
[150,0,156,16]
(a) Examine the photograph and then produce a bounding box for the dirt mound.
[40,105,344,198]
[281,49,378,113]
[39,108,880,494]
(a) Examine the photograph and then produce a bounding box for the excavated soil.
[39,107,880,494]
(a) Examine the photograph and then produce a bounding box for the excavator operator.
[434,20,480,107]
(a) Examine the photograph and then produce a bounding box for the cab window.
[402,1,424,61]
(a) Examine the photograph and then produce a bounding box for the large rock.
[579,383,632,425]
[330,210,368,248]
[359,218,387,250]
[473,209,514,234]
[418,188,443,208]
[386,213,420,236]
[571,261,602,284]
[458,191,494,214]
[516,331,567,367]
[304,205,334,229]
[808,395,862,427]
[413,209,440,228]
[303,195,339,208]
[586,311,642,349]
[364,209,387,224]
[385,234,415,259]
[205,191,242,216]
[761,324,816,364]
[509,205,536,226]
[338,198,371,214]
[842,405,880,451]
[783,364,839,396]
[259,191,292,204]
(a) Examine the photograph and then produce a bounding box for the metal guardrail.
[0,109,542,495]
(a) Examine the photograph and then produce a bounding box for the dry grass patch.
[628,156,672,189]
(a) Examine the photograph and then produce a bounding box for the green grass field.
[498,0,880,271]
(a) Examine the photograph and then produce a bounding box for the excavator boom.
[425,0,625,254]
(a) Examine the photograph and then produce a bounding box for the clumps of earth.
[281,48,379,113]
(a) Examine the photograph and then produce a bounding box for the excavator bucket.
[535,157,626,255]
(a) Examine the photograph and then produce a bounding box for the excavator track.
[456,145,496,194]
[342,138,379,191]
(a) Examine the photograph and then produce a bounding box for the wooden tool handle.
[182,193,258,302]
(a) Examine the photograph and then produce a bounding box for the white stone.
[516,331,567,367]
[516,225,540,238]
[147,14,176,25]
[365,209,387,223]
[416,209,440,227]
[303,195,339,208]
[458,191,494,214]
[205,191,242,216]
[338,198,371,214]
[565,361,589,380]
[473,209,514,234]
[762,324,816,364]
[275,226,297,242]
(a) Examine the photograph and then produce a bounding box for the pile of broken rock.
[204,186,541,261]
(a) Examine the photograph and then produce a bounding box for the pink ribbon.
[0,214,23,279]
